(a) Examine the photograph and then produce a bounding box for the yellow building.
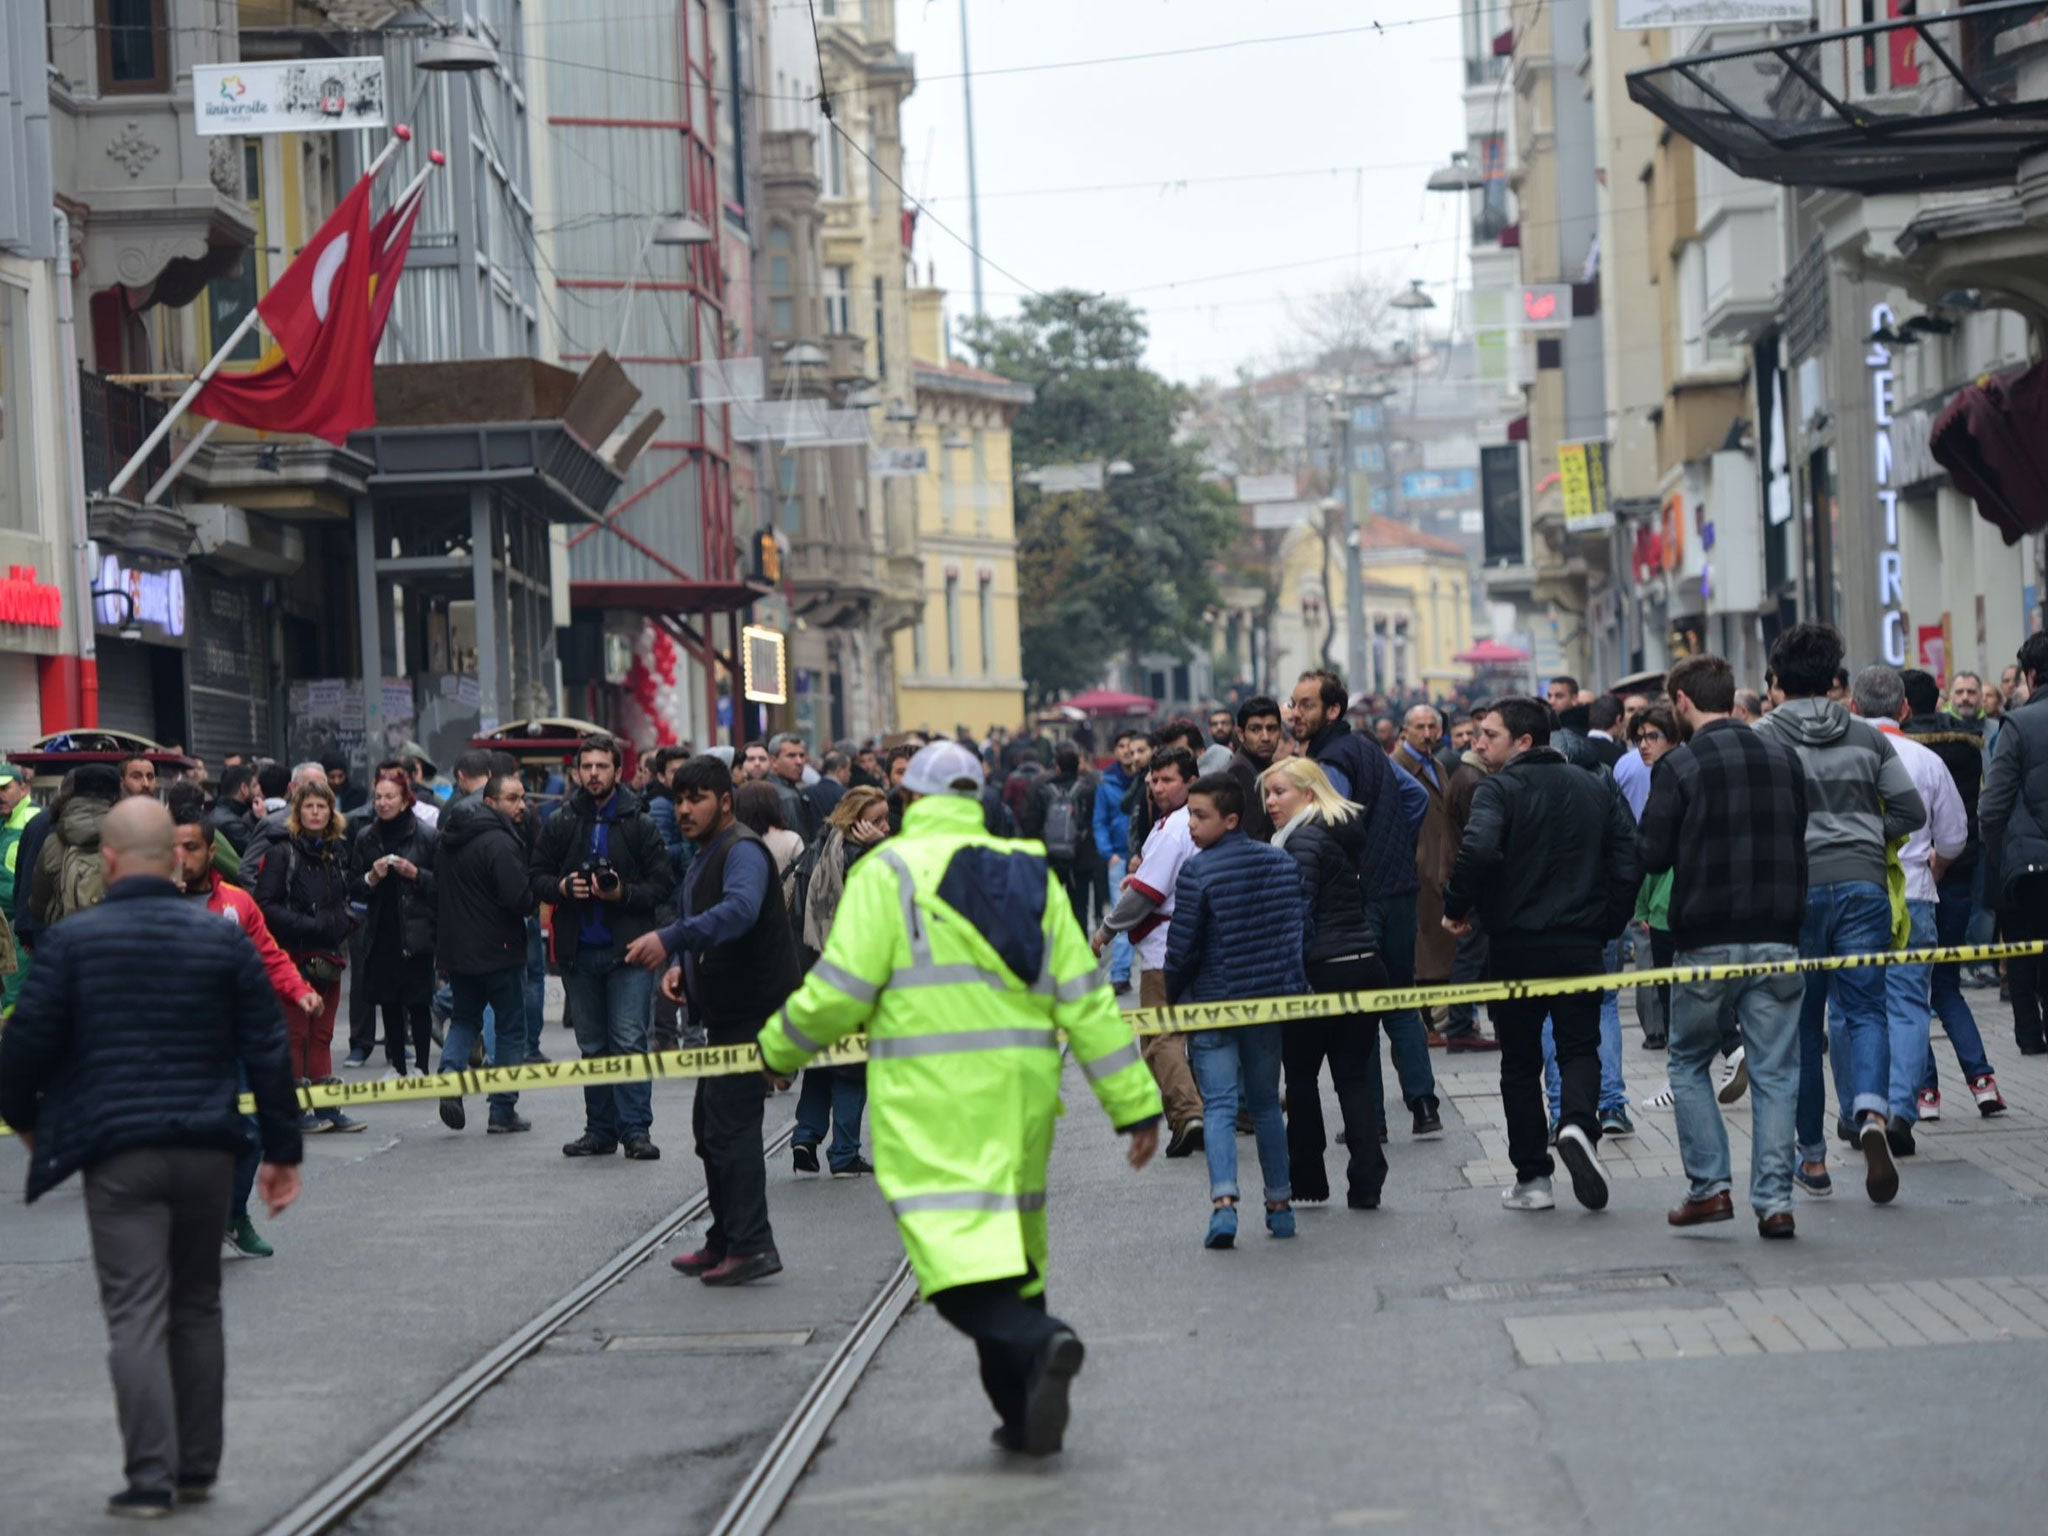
[891,288,1031,736]
[1269,514,1472,700]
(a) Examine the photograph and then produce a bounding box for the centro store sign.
[1868,303,1906,667]
[94,551,187,644]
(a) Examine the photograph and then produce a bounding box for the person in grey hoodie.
[1755,625,1926,1205]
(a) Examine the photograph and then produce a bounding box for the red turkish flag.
[193,172,376,444]
[369,181,425,350]
[258,171,374,371]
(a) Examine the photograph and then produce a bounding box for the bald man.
[1,796,303,1518]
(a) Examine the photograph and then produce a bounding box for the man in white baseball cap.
[900,740,986,799]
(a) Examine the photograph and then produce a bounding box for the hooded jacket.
[438,800,537,973]
[1755,697,1927,889]
[28,794,113,927]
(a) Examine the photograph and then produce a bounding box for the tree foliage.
[961,291,1238,705]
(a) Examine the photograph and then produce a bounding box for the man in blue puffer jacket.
[0,797,303,1519]
[1165,772,1309,1248]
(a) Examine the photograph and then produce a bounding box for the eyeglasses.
[1637,729,1668,744]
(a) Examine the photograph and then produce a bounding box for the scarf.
[1269,803,1318,850]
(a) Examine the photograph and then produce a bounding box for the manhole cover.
[1444,1274,1676,1302]
[601,1329,814,1352]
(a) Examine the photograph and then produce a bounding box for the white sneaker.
[1555,1123,1610,1211]
[1502,1176,1555,1211]
[1641,1079,1676,1110]
[1717,1046,1749,1105]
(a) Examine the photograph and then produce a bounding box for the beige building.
[892,288,1029,737]
[1267,513,1472,700]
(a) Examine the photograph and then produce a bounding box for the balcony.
[1626,0,2048,195]
[79,368,196,561]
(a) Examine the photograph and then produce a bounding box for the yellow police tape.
[0,940,2039,1133]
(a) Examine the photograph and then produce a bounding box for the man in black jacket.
[436,773,538,1136]
[1443,696,1640,1213]
[1979,631,2048,1056]
[0,797,302,1519]
[1638,654,1810,1238]
[1226,695,1283,843]
[207,764,261,856]
[626,755,801,1286]
[532,735,673,1160]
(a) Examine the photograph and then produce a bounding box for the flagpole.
[143,418,218,504]
[104,126,415,500]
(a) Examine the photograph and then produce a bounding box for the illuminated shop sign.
[95,552,186,640]
[1868,303,1905,666]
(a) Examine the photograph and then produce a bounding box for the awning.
[1454,639,1534,665]
[1055,687,1159,716]
[570,579,769,615]
[1626,0,2048,196]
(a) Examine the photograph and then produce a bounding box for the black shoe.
[487,1112,531,1135]
[831,1156,874,1177]
[1165,1119,1204,1158]
[792,1141,821,1173]
[2020,1040,2048,1056]
[562,1134,618,1158]
[107,1488,174,1519]
[991,1424,1025,1453]
[526,1049,550,1064]
[1887,1118,1917,1158]
[1346,1191,1382,1211]
[438,1097,465,1131]
[1642,1033,1668,1051]
[623,1136,661,1160]
[1835,1115,1857,1146]
[700,1249,783,1286]
[1412,1097,1444,1138]
[1019,1327,1085,1455]
[174,1480,214,1504]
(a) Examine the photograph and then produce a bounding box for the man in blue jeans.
[1756,626,1926,1204]
[434,773,539,1133]
[531,736,674,1161]
[1640,653,1811,1237]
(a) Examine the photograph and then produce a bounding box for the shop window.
[98,0,169,95]
[0,282,30,532]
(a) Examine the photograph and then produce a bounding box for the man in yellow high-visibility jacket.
[760,741,1161,1457]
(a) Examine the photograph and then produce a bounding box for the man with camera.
[532,736,674,1160]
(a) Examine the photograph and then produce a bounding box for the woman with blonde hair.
[786,784,892,1177]
[1259,755,1389,1208]
[255,778,360,1132]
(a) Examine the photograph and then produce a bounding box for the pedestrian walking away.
[1978,632,2048,1061]
[0,798,303,1520]
[535,735,675,1159]
[1442,696,1641,1213]
[757,741,1161,1454]
[1755,624,1926,1203]
[625,754,803,1286]
[1638,655,1811,1237]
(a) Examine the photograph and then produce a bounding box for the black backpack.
[1041,778,1090,866]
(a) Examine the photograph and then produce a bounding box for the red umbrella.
[1454,639,1535,665]
[1057,688,1159,715]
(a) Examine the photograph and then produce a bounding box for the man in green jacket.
[0,764,39,1011]
[759,741,1161,1457]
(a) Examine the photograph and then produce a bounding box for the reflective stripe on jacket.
[759,793,1160,1298]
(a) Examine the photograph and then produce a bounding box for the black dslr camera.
[578,858,622,897]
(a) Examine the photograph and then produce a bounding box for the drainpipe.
[53,207,98,727]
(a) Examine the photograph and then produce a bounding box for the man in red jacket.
[171,794,320,1257]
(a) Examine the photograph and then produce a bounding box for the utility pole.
[960,0,985,322]
[1335,396,1368,697]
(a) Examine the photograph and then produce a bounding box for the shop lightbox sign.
[94,551,185,644]
[1869,302,1907,666]
[742,624,788,705]
[1617,0,1810,30]
[193,58,387,137]
[1557,439,1613,534]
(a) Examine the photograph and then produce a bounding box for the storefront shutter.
[93,637,157,736]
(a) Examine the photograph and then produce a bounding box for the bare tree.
[1288,275,1401,380]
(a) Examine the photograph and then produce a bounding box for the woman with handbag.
[351,767,439,1079]
[256,778,362,1132]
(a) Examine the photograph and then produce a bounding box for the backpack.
[785,834,828,960]
[1041,778,1089,866]
[32,828,106,926]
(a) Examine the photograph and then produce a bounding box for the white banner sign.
[1235,473,1298,505]
[1251,500,1314,531]
[1616,0,1809,30]
[870,447,928,478]
[193,58,388,137]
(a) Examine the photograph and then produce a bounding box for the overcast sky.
[892,0,1474,386]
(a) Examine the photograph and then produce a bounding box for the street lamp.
[417,33,498,72]
[1425,152,1487,192]
[1391,280,1437,311]
[781,342,829,367]
[652,213,714,246]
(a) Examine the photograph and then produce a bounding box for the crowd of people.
[8,617,2048,1509]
